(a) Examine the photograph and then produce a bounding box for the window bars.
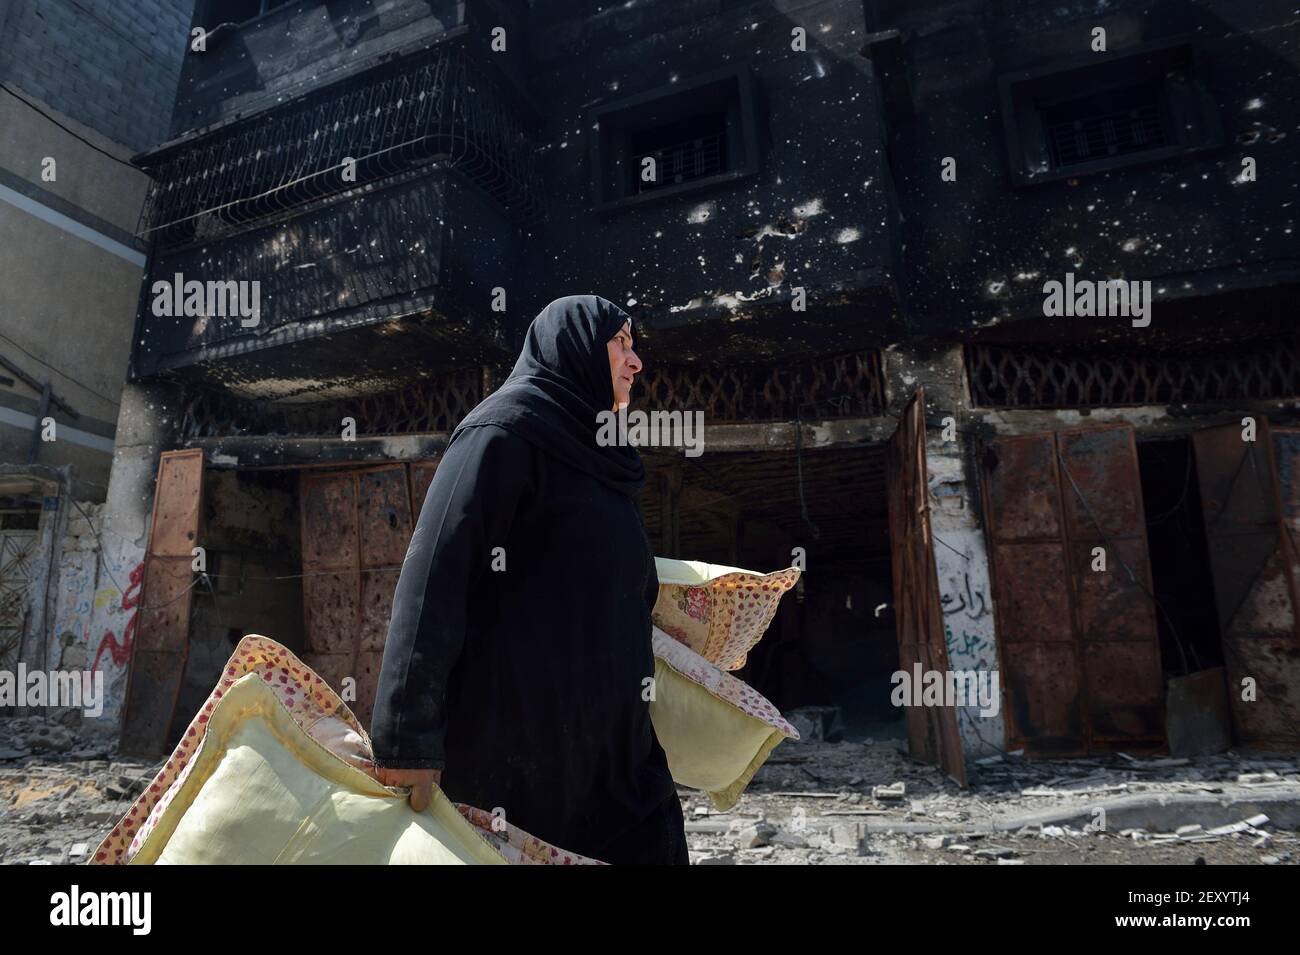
[966,339,1300,408]
[137,43,540,248]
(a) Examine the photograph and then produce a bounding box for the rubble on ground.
[682,726,1300,865]
[3,713,1299,865]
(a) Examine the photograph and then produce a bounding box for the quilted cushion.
[653,557,800,670]
[649,626,799,811]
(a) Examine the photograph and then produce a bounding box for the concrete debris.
[922,834,956,849]
[738,822,777,848]
[872,782,906,801]
[1238,772,1283,785]
[25,724,74,754]
[1205,814,1270,836]
[785,706,845,744]
[3,716,1298,866]
[821,821,868,855]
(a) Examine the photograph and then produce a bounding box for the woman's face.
[607,319,642,408]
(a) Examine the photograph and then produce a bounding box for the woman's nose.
[626,349,642,373]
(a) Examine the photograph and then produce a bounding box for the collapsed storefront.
[96,324,1300,789]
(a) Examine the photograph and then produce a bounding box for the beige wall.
[0,92,153,497]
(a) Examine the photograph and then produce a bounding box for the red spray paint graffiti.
[92,561,144,673]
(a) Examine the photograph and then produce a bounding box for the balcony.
[129,38,539,400]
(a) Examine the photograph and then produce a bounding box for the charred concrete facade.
[87,0,1299,774]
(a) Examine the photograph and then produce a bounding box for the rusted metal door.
[120,449,205,757]
[1194,422,1300,749]
[885,391,967,786]
[300,464,415,729]
[981,425,1163,755]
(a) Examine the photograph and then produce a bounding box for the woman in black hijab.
[369,294,689,865]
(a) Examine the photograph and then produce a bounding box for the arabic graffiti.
[931,526,1005,756]
[940,570,989,620]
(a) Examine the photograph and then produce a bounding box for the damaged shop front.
[97,327,1300,790]
[108,347,977,795]
[92,0,1300,788]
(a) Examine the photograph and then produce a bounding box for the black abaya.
[369,295,687,865]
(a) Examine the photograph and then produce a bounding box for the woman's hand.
[375,767,443,812]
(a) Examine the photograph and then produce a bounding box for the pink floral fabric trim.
[652,567,800,671]
[89,635,601,866]
[652,626,799,739]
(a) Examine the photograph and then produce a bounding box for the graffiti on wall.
[91,561,143,673]
[88,557,145,729]
[49,550,97,671]
[933,527,1005,757]
[45,548,145,728]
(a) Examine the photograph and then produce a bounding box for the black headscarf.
[448,295,646,497]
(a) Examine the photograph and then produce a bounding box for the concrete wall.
[0,1,191,499]
[522,0,900,354]
[884,342,1007,758]
[0,89,147,498]
[868,0,1300,340]
[0,0,194,151]
[170,0,496,136]
[66,381,184,736]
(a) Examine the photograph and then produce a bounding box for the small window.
[627,113,729,196]
[0,509,40,530]
[1000,39,1222,186]
[590,67,760,211]
[1043,83,1169,168]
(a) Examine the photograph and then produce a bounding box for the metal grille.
[633,130,726,194]
[179,368,486,440]
[180,350,886,440]
[634,351,885,421]
[1045,91,1167,168]
[966,339,1300,408]
[138,43,540,248]
[0,530,37,675]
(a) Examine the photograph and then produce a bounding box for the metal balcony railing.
[136,42,540,249]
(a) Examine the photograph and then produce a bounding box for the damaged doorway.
[980,425,1165,757]
[1192,421,1300,751]
[640,390,967,785]
[640,442,898,745]
[120,453,309,755]
[981,419,1300,758]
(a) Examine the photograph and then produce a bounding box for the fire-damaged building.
[52,0,1297,784]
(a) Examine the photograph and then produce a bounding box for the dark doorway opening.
[168,467,304,746]
[1136,436,1223,677]
[641,444,901,742]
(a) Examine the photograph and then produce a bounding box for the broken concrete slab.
[873,781,906,801]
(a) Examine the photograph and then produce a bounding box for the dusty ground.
[681,721,1300,865]
[3,714,1298,865]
